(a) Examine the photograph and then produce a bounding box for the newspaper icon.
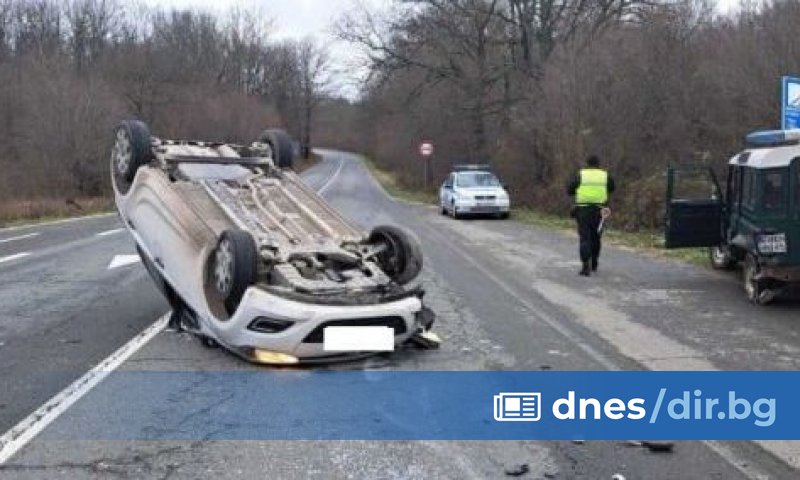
[494,392,541,422]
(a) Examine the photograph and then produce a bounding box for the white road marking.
[0,156,347,464]
[108,254,141,269]
[96,228,124,237]
[0,232,39,244]
[0,212,115,233]
[0,314,168,464]
[317,157,345,195]
[0,252,31,264]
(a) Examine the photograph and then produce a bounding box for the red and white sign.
[419,142,434,157]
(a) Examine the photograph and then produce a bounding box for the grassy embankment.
[0,153,323,228]
[362,158,708,265]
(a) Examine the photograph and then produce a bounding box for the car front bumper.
[202,286,427,363]
[454,200,510,214]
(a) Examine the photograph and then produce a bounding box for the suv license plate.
[758,234,787,254]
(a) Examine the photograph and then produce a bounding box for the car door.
[664,166,724,248]
[440,174,454,208]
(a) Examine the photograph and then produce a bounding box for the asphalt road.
[0,151,799,479]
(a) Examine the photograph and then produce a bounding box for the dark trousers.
[574,205,602,265]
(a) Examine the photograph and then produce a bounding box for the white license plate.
[758,234,787,254]
[323,326,395,352]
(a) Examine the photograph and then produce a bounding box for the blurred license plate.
[477,201,494,207]
[323,326,394,352]
[758,234,787,254]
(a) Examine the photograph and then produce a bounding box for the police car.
[439,165,511,219]
[665,129,800,304]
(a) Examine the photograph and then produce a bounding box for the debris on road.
[641,440,675,453]
[504,463,530,477]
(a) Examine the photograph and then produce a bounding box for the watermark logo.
[494,392,541,422]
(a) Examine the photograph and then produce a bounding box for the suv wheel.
[709,245,736,270]
[743,254,774,305]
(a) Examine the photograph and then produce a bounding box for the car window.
[728,166,741,206]
[671,169,718,201]
[455,172,500,188]
[761,169,787,213]
[742,168,757,210]
[795,160,800,211]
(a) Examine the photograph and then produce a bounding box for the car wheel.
[258,129,295,169]
[709,245,736,270]
[743,254,773,305]
[440,205,447,215]
[112,120,152,194]
[450,201,459,219]
[368,225,423,285]
[208,229,258,315]
[498,212,510,220]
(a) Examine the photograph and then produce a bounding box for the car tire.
[498,212,510,220]
[368,225,423,285]
[709,245,736,270]
[258,129,295,169]
[112,120,153,194]
[743,253,773,305]
[450,202,460,219]
[208,229,258,315]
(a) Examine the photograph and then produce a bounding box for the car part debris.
[504,463,530,477]
[641,440,675,453]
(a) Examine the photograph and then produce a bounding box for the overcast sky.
[144,0,743,97]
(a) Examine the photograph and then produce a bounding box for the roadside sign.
[781,76,800,129]
[419,142,434,157]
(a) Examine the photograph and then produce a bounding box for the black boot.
[579,263,591,276]
[591,258,599,272]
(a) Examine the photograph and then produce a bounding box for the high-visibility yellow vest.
[576,168,608,205]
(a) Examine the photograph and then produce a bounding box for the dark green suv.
[665,130,800,305]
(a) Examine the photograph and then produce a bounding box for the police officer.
[567,155,615,276]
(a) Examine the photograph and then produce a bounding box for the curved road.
[0,151,798,479]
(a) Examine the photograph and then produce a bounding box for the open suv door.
[664,166,723,248]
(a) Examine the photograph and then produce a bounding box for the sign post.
[781,76,800,130]
[419,142,434,190]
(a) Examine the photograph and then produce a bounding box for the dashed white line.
[96,228,124,237]
[108,254,141,270]
[0,163,339,464]
[0,232,39,244]
[0,314,168,465]
[317,156,345,195]
[0,252,31,264]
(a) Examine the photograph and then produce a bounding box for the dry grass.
[0,197,113,227]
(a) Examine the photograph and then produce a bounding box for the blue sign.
[781,76,800,129]
[39,371,800,441]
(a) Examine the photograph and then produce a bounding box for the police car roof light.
[745,129,800,147]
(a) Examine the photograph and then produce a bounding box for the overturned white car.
[111,120,438,364]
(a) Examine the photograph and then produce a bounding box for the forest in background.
[0,0,330,221]
[333,0,800,229]
[2,0,799,230]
